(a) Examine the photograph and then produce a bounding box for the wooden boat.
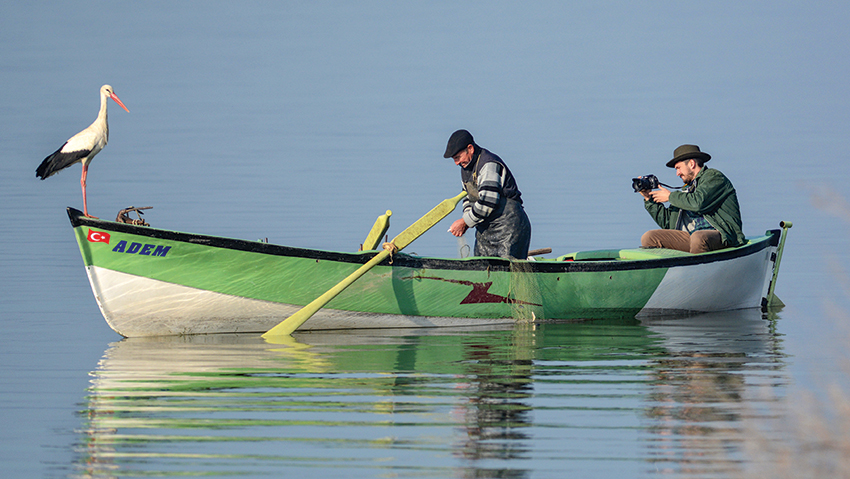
[67,207,790,337]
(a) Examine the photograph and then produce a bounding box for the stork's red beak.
[110,93,130,112]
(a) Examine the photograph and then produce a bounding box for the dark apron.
[463,178,531,259]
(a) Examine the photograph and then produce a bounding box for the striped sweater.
[460,148,523,227]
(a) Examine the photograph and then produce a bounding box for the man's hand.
[637,176,655,201]
[449,218,469,237]
[649,186,671,203]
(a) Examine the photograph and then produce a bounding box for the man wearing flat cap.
[639,144,745,254]
[444,129,531,259]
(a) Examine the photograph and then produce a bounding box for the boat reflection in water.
[75,309,785,478]
[639,308,785,475]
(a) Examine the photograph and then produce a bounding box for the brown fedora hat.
[667,144,711,168]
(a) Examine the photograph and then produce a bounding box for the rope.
[382,242,398,264]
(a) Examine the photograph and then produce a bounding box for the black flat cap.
[443,129,474,158]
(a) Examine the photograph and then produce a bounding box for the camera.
[632,175,659,192]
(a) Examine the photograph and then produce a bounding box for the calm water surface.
[78,312,785,478]
[1,2,848,478]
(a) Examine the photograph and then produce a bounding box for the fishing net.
[509,258,542,322]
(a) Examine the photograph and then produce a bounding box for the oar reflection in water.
[75,312,787,477]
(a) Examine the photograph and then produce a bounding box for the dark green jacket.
[644,167,745,248]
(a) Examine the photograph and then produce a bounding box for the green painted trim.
[70,209,782,322]
[73,223,667,320]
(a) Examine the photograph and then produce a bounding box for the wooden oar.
[262,191,467,338]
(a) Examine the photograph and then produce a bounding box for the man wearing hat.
[444,129,531,259]
[639,144,745,254]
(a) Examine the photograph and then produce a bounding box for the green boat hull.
[68,208,785,337]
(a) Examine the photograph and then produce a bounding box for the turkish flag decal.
[87,229,111,244]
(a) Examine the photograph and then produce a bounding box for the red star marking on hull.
[410,276,541,306]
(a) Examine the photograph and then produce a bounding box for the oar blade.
[262,191,466,338]
[392,191,467,249]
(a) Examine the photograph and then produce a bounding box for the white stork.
[36,84,129,218]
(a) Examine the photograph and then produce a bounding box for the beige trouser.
[641,229,724,254]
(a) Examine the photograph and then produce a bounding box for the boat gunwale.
[68,207,780,274]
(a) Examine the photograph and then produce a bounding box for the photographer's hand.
[649,187,671,203]
[639,189,652,201]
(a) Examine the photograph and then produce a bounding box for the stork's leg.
[80,162,98,218]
